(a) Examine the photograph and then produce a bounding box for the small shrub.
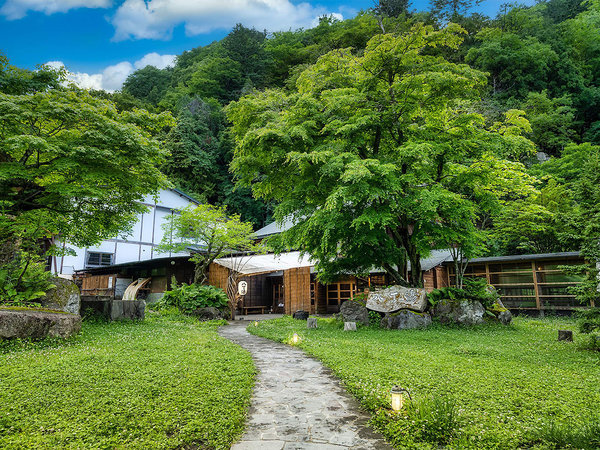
[405,395,461,445]
[155,283,228,314]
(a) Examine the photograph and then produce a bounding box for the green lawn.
[0,314,255,449]
[249,316,600,449]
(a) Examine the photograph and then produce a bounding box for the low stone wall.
[81,297,145,321]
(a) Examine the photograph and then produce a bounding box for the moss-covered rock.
[40,278,80,315]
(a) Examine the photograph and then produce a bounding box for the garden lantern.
[291,333,300,344]
[391,386,411,411]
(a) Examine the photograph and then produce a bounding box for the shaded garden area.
[0,315,255,449]
[250,316,600,449]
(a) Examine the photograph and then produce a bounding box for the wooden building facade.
[207,259,450,315]
[444,252,589,311]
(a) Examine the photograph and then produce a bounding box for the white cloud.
[45,52,175,92]
[0,0,111,20]
[101,61,135,91]
[310,12,343,28]
[111,0,341,41]
[134,52,176,70]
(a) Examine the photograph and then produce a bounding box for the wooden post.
[344,322,357,331]
[558,330,573,341]
[532,261,542,311]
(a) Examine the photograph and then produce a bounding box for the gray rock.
[191,306,224,321]
[381,310,432,330]
[366,286,428,313]
[307,317,318,328]
[434,299,485,326]
[40,277,81,315]
[344,322,357,331]
[339,300,369,326]
[0,309,81,340]
[293,310,309,320]
[498,309,512,325]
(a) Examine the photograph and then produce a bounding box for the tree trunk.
[407,245,422,287]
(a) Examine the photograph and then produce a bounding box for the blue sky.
[0,0,519,91]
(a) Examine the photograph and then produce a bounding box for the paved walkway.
[218,321,390,450]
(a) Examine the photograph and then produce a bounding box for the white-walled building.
[56,188,198,276]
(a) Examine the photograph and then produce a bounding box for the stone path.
[218,321,390,450]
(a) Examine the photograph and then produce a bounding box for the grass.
[0,306,71,314]
[0,312,255,449]
[249,315,600,449]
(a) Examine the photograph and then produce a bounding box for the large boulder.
[366,286,428,313]
[434,299,485,326]
[381,310,432,330]
[40,277,81,315]
[0,309,81,340]
[340,300,369,326]
[191,307,224,321]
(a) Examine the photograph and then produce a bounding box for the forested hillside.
[5,0,594,259]
[107,1,599,256]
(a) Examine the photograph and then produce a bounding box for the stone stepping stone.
[219,322,390,449]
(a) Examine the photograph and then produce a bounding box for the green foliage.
[577,308,600,334]
[250,315,600,448]
[157,283,228,314]
[122,65,172,108]
[372,395,461,448]
[157,204,260,283]
[522,91,576,156]
[404,395,460,445]
[0,83,173,248]
[527,417,600,449]
[466,28,558,98]
[0,254,54,306]
[428,277,498,308]
[368,310,383,328]
[0,315,254,449]
[0,57,64,95]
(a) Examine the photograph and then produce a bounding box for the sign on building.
[238,280,248,296]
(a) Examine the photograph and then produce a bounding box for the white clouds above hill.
[111,0,341,41]
[0,0,111,20]
[45,52,176,92]
[1,0,343,41]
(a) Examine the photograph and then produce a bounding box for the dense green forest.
[2,0,598,262]
[103,0,599,260]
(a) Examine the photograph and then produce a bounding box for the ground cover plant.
[0,313,255,449]
[249,316,600,449]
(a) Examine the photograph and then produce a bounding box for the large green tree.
[0,87,174,252]
[228,24,533,287]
